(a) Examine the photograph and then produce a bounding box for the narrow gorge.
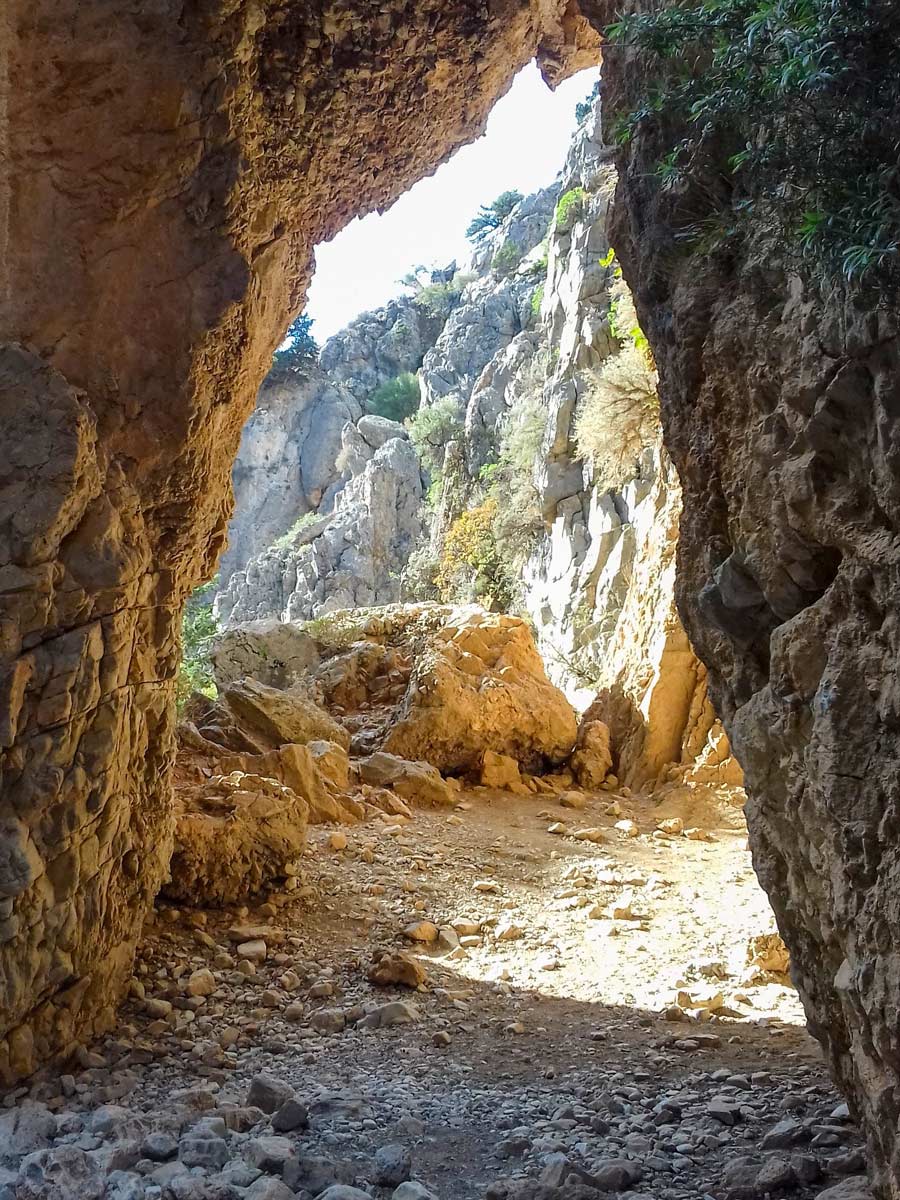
[1,4,898,1200]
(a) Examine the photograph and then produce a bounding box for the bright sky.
[305,63,598,343]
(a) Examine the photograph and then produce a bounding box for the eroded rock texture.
[587,5,900,1193]
[0,0,597,1080]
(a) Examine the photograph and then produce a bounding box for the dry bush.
[574,343,659,488]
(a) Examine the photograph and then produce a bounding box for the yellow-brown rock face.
[0,1,597,1081]
[383,609,578,772]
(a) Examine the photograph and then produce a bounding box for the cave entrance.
[170,53,796,1057]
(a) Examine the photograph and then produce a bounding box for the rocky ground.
[0,781,870,1200]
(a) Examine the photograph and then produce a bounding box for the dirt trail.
[1,781,867,1200]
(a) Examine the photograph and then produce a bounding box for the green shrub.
[368,372,420,423]
[605,0,900,285]
[407,397,463,473]
[574,342,659,488]
[491,238,522,276]
[272,510,321,549]
[401,542,441,601]
[501,392,546,476]
[554,187,586,234]
[530,282,545,318]
[466,190,524,243]
[414,275,467,318]
[301,612,367,652]
[176,581,218,711]
[267,313,319,383]
[425,472,444,509]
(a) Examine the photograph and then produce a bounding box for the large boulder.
[165,771,308,905]
[214,742,347,824]
[356,751,454,807]
[224,679,350,750]
[569,720,612,789]
[382,608,577,772]
[211,620,321,690]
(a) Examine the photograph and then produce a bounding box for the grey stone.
[391,1185,436,1200]
[178,1136,230,1169]
[271,1100,308,1133]
[142,1134,178,1163]
[317,1188,373,1200]
[16,1147,104,1200]
[245,1180,294,1200]
[815,1181,874,1200]
[244,1137,294,1175]
[0,1106,56,1165]
[246,1076,295,1116]
[374,1144,412,1187]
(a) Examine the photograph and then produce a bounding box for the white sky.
[305,63,598,343]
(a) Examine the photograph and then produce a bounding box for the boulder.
[367,951,428,989]
[211,620,321,690]
[569,720,612,789]
[357,414,408,448]
[356,752,454,807]
[307,740,352,792]
[164,772,308,905]
[479,750,521,789]
[815,1182,874,1200]
[16,1147,104,1200]
[215,743,346,824]
[224,678,350,750]
[382,609,577,772]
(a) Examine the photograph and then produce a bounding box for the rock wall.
[0,0,597,1082]
[220,293,449,588]
[583,1,900,1192]
[517,106,735,790]
[217,428,424,624]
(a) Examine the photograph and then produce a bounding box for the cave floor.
[12,784,866,1199]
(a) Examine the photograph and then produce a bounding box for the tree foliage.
[368,372,421,423]
[605,0,900,285]
[465,190,524,243]
[268,313,319,382]
[575,79,601,123]
[177,581,218,710]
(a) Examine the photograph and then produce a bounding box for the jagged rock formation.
[0,0,598,1082]
[220,292,450,588]
[217,431,424,623]
[212,603,578,773]
[218,370,362,587]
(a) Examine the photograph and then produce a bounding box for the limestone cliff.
[220,293,449,588]
[220,99,737,795]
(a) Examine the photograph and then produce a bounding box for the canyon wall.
[581,3,900,1193]
[220,101,734,793]
[0,0,598,1082]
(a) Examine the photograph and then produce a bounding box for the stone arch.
[0,0,600,1081]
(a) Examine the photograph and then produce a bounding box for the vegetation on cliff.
[267,313,319,382]
[607,0,900,284]
[466,190,525,243]
[177,581,218,709]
